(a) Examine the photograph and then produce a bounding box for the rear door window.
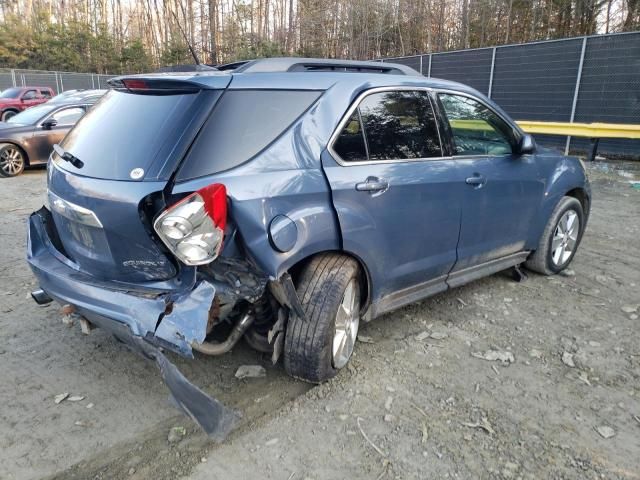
[332,112,368,162]
[332,90,442,162]
[177,90,321,180]
[359,91,442,160]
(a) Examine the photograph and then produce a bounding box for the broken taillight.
[153,184,227,266]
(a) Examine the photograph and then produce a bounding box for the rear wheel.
[284,253,360,383]
[525,196,584,275]
[1,110,18,122]
[0,143,25,177]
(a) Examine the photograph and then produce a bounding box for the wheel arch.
[286,249,372,314]
[529,155,590,249]
[565,186,590,220]
[1,108,19,118]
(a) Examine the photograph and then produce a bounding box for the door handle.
[355,177,389,195]
[465,174,486,187]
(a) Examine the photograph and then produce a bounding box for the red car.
[0,87,55,121]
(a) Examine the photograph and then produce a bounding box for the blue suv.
[27,58,590,438]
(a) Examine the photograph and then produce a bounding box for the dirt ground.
[0,162,638,480]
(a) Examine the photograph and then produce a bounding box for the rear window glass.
[59,90,203,180]
[177,90,321,180]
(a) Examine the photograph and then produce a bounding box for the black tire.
[284,253,360,383]
[0,143,26,177]
[1,110,18,122]
[525,196,585,275]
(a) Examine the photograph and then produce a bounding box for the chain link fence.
[0,68,116,95]
[2,34,638,159]
[381,31,640,160]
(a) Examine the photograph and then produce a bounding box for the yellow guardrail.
[449,118,640,160]
[448,119,494,131]
[449,119,640,139]
[515,121,640,139]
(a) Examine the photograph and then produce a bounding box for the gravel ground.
[0,164,638,480]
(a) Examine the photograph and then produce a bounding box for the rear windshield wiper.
[53,144,84,169]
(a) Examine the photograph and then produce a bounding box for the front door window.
[22,90,38,101]
[438,93,514,156]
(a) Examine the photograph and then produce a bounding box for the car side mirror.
[42,118,57,130]
[518,133,536,154]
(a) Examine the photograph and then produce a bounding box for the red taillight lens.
[153,184,227,266]
[199,183,227,232]
[122,79,148,90]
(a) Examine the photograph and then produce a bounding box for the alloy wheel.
[0,146,24,177]
[551,209,580,266]
[332,279,359,369]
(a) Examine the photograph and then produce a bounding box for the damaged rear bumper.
[106,328,239,441]
[26,207,239,438]
[27,207,212,357]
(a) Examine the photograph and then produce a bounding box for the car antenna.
[171,9,200,66]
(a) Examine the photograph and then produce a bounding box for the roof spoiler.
[107,76,204,94]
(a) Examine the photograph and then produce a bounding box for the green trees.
[0,11,152,73]
[0,6,153,73]
[0,0,638,74]
[0,13,33,68]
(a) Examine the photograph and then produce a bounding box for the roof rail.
[221,57,420,76]
[215,60,250,71]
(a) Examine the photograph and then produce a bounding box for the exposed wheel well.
[288,250,371,312]
[565,188,589,217]
[0,142,29,166]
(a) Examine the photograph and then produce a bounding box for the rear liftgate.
[30,75,309,439]
[33,78,245,438]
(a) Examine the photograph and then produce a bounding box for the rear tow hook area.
[31,289,53,305]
